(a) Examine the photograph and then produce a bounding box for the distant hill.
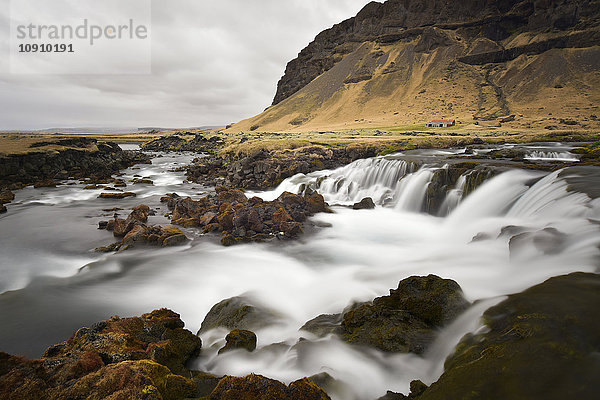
[228,0,600,133]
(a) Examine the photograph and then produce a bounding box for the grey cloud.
[0,0,376,130]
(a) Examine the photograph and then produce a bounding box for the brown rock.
[98,192,136,199]
[305,193,329,213]
[221,234,237,247]
[122,225,149,246]
[272,207,293,223]
[33,179,59,188]
[217,188,248,204]
[353,197,376,210]
[217,208,236,231]
[0,190,15,204]
[112,218,134,237]
[279,222,303,237]
[130,204,150,223]
[131,178,154,185]
[210,374,330,400]
[199,211,218,226]
[162,233,188,247]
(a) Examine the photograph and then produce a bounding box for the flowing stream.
[0,143,598,400]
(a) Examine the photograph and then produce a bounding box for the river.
[0,142,598,400]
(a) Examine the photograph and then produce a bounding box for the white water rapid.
[525,151,579,162]
[0,144,599,400]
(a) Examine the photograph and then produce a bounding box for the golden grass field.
[1,124,598,159]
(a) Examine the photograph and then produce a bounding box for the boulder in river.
[353,197,376,210]
[198,296,282,333]
[218,329,257,354]
[342,275,470,354]
[300,313,344,337]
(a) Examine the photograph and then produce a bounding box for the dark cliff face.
[272,0,598,105]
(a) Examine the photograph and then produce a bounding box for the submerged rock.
[210,374,330,400]
[418,272,600,400]
[199,296,282,333]
[342,275,470,354]
[353,197,376,210]
[509,227,568,258]
[377,380,428,400]
[98,191,137,199]
[300,313,344,337]
[218,329,257,354]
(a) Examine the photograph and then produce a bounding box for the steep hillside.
[228,0,600,133]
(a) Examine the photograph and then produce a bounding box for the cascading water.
[525,151,579,162]
[261,157,417,205]
[393,167,436,212]
[1,144,599,400]
[438,174,467,216]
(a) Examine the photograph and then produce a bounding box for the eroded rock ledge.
[0,139,150,191]
[186,145,378,190]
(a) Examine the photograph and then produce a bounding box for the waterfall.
[258,157,418,205]
[258,151,591,220]
[438,174,467,216]
[507,170,590,219]
[261,156,489,214]
[393,168,436,212]
[525,151,579,162]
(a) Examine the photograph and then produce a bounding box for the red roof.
[430,119,455,123]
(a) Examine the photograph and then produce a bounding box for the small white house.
[426,119,455,127]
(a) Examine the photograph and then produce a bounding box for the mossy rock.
[218,329,257,354]
[209,374,330,400]
[419,272,600,400]
[342,275,470,354]
[198,296,281,333]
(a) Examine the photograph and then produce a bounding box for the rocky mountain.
[229,0,600,133]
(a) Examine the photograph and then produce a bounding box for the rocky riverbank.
[0,308,329,400]
[0,138,150,192]
[141,133,224,153]
[2,273,596,399]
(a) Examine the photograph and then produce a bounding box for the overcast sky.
[0,0,376,130]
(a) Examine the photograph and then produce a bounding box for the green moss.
[420,273,600,400]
